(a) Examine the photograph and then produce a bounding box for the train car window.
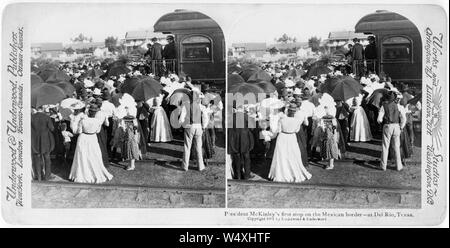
[181,35,212,61]
[381,36,412,62]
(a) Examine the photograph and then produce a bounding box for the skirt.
[150,107,173,142]
[69,133,113,184]
[269,132,312,183]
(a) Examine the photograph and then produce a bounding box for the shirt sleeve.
[399,105,407,129]
[179,105,187,124]
[377,106,385,124]
[201,106,210,129]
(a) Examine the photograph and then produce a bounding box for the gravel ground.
[248,136,421,190]
[47,131,225,190]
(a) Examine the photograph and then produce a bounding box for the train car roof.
[154,9,221,33]
[355,10,419,33]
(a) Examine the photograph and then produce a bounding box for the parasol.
[239,68,259,81]
[304,65,332,78]
[169,88,191,106]
[120,76,142,95]
[82,68,104,79]
[105,65,131,77]
[45,70,71,84]
[246,69,273,83]
[38,69,57,81]
[407,94,421,105]
[228,83,265,95]
[55,81,76,97]
[31,84,66,108]
[256,81,277,94]
[321,76,363,101]
[284,68,305,78]
[227,74,245,88]
[367,88,389,109]
[31,74,44,86]
[127,77,163,102]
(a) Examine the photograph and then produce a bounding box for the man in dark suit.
[150,38,163,76]
[352,38,365,77]
[162,35,177,73]
[364,36,377,73]
[150,37,163,60]
[162,35,176,60]
[31,106,55,181]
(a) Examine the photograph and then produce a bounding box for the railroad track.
[227,180,421,209]
[32,180,225,208]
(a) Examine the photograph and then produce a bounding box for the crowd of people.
[31,53,223,183]
[227,58,421,183]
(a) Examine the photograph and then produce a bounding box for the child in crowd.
[60,123,73,165]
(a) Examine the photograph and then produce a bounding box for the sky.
[15,3,424,45]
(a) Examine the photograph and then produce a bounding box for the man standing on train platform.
[163,35,177,73]
[364,36,377,73]
[150,37,163,76]
[377,91,406,171]
[351,38,365,77]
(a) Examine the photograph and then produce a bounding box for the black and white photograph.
[227,6,427,209]
[25,4,226,208]
[0,1,447,227]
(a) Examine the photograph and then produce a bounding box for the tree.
[65,47,75,55]
[275,33,297,44]
[105,36,118,52]
[308,36,321,52]
[71,33,93,43]
[268,47,279,55]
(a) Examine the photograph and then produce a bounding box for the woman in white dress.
[150,94,172,142]
[269,105,312,183]
[69,105,113,184]
[349,94,372,142]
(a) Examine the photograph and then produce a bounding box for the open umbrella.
[38,69,57,81]
[228,64,243,74]
[247,70,272,83]
[169,88,191,105]
[82,68,104,79]
[239,68,259,81]
[227,74,245,88]
[367,88,389,109]
[126,77,163,102]
[45,70,71,84]
[304,65,332,78]
[229,83,265,95]
[256,81,277,94]
[120,76,142,94]
[284,68,305,78]
[31,84,66,108]
[55,81,76,97]
[408,94,421,105]
[321,76,363,101]
[105,65,131,77]
[31,74,44,86]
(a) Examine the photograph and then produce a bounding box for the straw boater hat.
[293,87,302,95]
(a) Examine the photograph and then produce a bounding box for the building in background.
[31,43,64,58]
[122,30,167,53]
[324,31,369,53]
[231,43,266,58]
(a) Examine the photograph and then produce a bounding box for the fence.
[352,59,378,76]
[148,59,177,75]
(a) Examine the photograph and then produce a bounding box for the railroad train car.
[355,10,422,85]
[153,9,225,86]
